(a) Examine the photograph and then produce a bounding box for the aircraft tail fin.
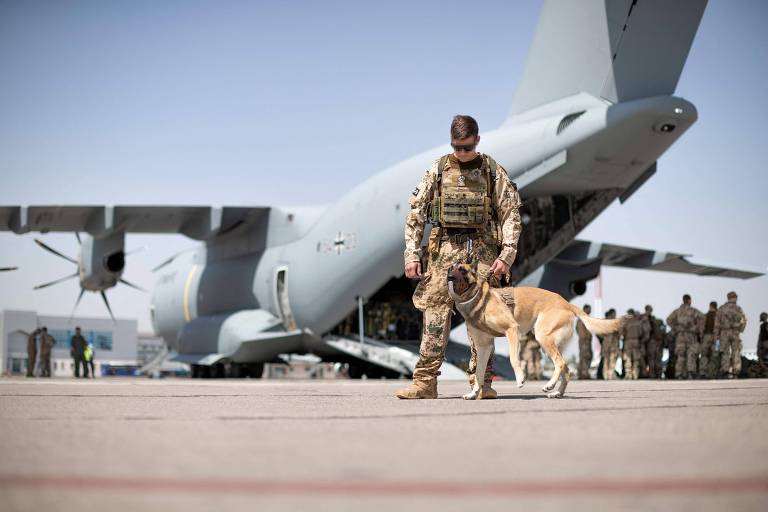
[509,0,707,116]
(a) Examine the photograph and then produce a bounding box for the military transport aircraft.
[1,0,762,378]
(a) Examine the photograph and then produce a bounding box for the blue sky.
[1,0,766,349]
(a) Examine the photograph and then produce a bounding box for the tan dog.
[447,263,625,399]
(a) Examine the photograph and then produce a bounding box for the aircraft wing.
[556,239,765,279]
[0,205,269,240]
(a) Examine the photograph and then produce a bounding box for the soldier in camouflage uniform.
[716,291,747,378]
[576,304,593,379]
[699,301,718,379]
[642,305,663,379]
[621,309,643,380]
[522,331,542,381]
[666,294,704,379]
[601,309,620,380]
[397,115,522,399]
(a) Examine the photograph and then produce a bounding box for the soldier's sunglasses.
[451,143,477,152]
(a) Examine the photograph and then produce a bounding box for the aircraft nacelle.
[78,232,126,291]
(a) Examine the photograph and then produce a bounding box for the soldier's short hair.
[683,294,691,303]
[451,115,479,140]
[583,304,591,311]
[761,312,767,321]
[710,301,717,308]
[727,291,737,299]
[645,304,652,311]
[627,308,635,315]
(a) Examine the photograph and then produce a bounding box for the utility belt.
[440,227,482,244]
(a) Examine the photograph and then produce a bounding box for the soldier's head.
[760,312,767,322]
[41,326,47,333]
[75,327,81,334]
[583,304,591,314]
[450,115,480,163]
[606,309,616,319]
[682,294,691,305]
[627,308,635,316]
[727,291,737,303]
[709,301,717,311]
[645,304,653,314]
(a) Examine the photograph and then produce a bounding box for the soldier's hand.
[405,262,422,279]
[490,258,509,277]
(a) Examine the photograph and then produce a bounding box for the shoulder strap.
[435,155,449,198]
[483,154,496,199]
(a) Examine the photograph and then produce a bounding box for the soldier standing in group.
[601,309,620,380]
[758,312,768,364]
[666,294,704,379]
[39,327,55,378]
[576,304,593,379]
[397,115,522,399]
[26,328,40,377]
[71,327,88,378]
[522,332,542,381]
[621,309,643,380]
[642,306,663,379]
[638,305,653,378]
[716,291,747,379]
[699,301,718,379]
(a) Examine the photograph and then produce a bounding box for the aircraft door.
[274,266,297,331]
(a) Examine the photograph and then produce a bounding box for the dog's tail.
[568,304,626,335]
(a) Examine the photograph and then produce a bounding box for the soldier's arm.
[666,310,676,331]
[739,306,748,332]
[714,309,722,339]
[403,161,438,266]
[492,164,522,266]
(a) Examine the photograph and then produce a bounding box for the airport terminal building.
[0,310,145,377]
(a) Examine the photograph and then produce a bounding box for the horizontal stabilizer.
[556,240,764,279]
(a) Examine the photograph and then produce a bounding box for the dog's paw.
[463,391,479,400]
[542,383,555,393]
[516,377,526,389]
[546,391,563,399]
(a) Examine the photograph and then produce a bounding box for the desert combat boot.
[395,379,438,399]
[468,374,498,399]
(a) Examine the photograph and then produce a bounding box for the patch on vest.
[412,187,419,196]
[457,175,465,187]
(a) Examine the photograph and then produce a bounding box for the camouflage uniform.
[404,154,522,389]
[699,309,718,379]
[638,313,652,378]
[39,331,55,378]
[576,319,592,379]
[522,332,542,380]
[621,316,643,380]
[26,331,38,377]
[644,317,664,379]
[666,303,704,379]
[601,329,620,380]
[715,300,747,377]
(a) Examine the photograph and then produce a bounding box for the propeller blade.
[152,248,193,272]
[75,232,81,244]
[34,239,78,265]
[34,272,79,290]
[100,290,116,323]
[69,288,86,320]
[0,267,18,272]
[124,246,147,256]
[119,278,147,293]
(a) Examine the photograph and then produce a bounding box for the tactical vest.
[429,154,496,229]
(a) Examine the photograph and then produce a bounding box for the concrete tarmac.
[1,377,767,511]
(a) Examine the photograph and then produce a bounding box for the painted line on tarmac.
[0,474,766,497]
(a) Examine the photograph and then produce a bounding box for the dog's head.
[447,263,478,298]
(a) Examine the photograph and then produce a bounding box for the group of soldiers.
[25,326,95,378]
[564,291,755,381]
[333,301,422,341]
[25,327,56,377]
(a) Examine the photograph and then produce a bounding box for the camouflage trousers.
[39,351,52,377]
[577,338,592,379]
[674,332,699,377]
[699,333,717,378]
[412,236,498,385]
[623,338,641,379]
[523,345,542,380]
[719,330,742,376]
[601,340,619,380]
[646,339,663,379]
